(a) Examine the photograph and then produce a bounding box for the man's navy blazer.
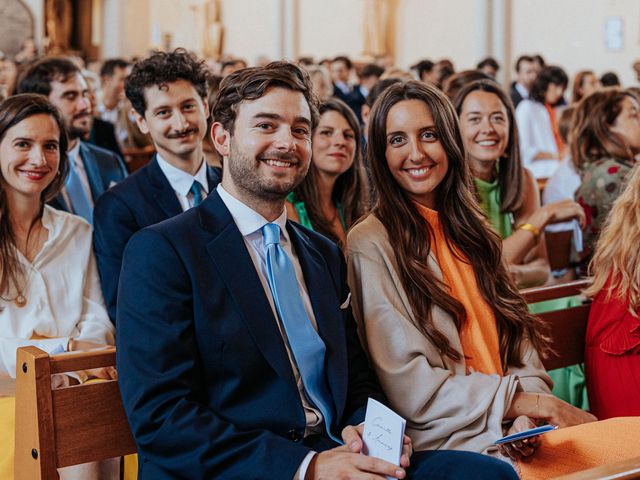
[116,191,382,479]
[93,156,221,322]
[48,141,127,212]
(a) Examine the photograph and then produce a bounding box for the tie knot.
[262,223,281,246]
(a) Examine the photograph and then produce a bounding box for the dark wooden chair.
[122,146,155,173]
[14,346,136,480]
[521,279,591,370]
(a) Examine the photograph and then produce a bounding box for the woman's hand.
[539,395,597,428]
[67,339,117,382]
[499,415,540,461]
[538,199,586,229]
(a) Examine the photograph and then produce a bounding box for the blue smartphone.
[494,424,557,445]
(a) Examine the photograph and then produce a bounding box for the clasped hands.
[51,339,117,389]
[306,424,412,479]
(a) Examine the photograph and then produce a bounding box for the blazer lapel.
[147,156,183,218]
[202,192,299,395]
[79,142,103,201]
[287,223,347,424]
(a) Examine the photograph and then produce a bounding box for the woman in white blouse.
[0,94,116,479]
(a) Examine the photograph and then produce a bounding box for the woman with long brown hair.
[584,163,640,419]
[0,94,115,479]
[571,70,600,104]
[347,80,640,477]
[286,98,368,247]
[573,88,640,262]
[453,79,584,288]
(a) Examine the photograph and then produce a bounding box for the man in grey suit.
[18,57,127,223]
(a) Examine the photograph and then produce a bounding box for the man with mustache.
[17,57,128,224]
[116,61,517,480]
[92,49,222,323]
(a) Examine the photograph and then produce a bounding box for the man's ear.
[132,108,149,134]
[211,121,230,157]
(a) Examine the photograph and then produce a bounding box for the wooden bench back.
[521,279,591,371]
[14,346,136,480]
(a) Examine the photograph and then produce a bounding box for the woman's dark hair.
[0,93,69,297]
[572,70,595,104]
[293,98,369,245]
[453,79,524,214]
[367,80,549,368]
[443,69,492,100]
[530,66,568,104]
[571,88,639,170]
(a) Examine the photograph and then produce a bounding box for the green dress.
[286,192,347,233]
[474,176,589,410]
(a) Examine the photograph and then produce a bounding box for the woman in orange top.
[347,80,640,478]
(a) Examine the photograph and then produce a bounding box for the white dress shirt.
[217,185,323,479]
[515,99,561,179]
[157,154,209,211]
[0,206,114,378]
[515,82,529,100]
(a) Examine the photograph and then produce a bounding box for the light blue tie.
[190,180,203,207]
[66,158,93,224]
[262,223,341,444]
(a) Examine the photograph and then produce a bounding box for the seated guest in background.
[434,59,455,89]
[600,71,621,87]
[220,58,247,77]
[17,57,127,224]
[286,98,369,248]
[585,164,640,419]
[0,53,18,101]
[442,69,492,100]
[350,63,384,122]
[330,55,355,103]
[116,61,517,480]
[93,49,221,323]
[573,88,640,262]
[83,70,123,157]
[347,80,640,478]
[515,65,569,179]
[542,106,580,205]
[202,74,223,168]
[98,59,129,130]
[0,94,116,480]
[477,57,500,79]
[509,55,537,108]
[412,59,439,85]
[571,70,600,105]
[455,80,584,288]
[306,64,333,101]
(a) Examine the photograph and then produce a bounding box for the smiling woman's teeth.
[265,159,292,167]
[477,140,497,146]
[407,166,431,176]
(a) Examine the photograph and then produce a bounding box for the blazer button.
[288,429,302,442]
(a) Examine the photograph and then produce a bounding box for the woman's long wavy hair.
[453,79,524,214]
[293,98,369,245]
[0,94,69,298]
[570,88,638,170]
[367,81,549,367]
[586,163,640,314]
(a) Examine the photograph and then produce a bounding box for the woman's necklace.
[12,221,44,308]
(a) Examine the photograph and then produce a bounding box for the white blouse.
[515,99,561,179]
[0,206,114,378]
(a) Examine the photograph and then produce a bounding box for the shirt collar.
[67,141,81,166]
[156,154,209,197]
[515,82,529,98]
[216,184,288,242]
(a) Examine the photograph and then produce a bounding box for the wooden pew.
[14,346,136,480]
[122,145,155,173]
[521,279,591,371]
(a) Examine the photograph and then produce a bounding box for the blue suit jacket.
[116,191,382,479]
[49,141,127,212]
[93,156,222,322]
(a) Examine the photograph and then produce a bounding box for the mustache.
[72,111,91,121]
[167,127,199,139]
[257,151,298,163]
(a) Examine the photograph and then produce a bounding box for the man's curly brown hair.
[125,48,211,117]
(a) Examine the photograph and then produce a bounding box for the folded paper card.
[494,424,557,445]
[362,398,406,479]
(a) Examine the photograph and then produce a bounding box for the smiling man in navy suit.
[116,62,518,479]
[92,50,221,323]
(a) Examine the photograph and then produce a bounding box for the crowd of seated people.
[0,43,639,480]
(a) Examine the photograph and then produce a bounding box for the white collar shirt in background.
[156,154,209,211]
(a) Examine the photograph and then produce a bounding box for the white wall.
[23,0,45,52]
[511,0,640,86]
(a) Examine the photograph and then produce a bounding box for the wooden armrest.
[553,456,640,479]
[521,279,591,303]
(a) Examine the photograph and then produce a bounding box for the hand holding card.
[362,398,406,480]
